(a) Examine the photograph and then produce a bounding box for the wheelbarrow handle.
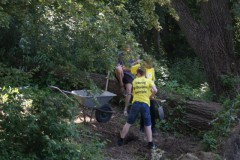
[49,86,74,98]
[49,85,61,90]
[49,85,71,93]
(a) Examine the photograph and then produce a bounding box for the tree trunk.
[170,0,240,98]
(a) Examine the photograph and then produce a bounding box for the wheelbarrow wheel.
[95,104,113,123]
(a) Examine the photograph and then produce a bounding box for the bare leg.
[115,65,124,87]
[145,125,152,142]
[120,123,131,138]
[124,83,132,111]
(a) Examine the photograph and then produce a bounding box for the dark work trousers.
[140,99,156,129]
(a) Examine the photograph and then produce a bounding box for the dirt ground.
[75,106,204,160]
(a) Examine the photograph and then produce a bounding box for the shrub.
[0,87,105,159]
[168,57,206,88]
[158,80,214,101]
[0,63,33,87]
[202,95,240,151]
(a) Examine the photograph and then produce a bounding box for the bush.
[158,79,214,101]
[169,57,206,88]
[0,87,105,159]
[202,95,240,151]
[0,63,33,87]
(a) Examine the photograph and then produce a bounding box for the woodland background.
[0,0,240,159]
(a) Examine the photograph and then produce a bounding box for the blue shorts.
[127,102,151,126]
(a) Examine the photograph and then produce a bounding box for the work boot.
[117,138,124,146]
[147,142,156,149]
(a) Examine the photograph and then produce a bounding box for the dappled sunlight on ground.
[74,116,96,123]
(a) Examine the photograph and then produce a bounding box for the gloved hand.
[124,110,128,117]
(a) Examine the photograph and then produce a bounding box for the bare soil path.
[76,106,204,160]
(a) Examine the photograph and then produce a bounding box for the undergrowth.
[202,95,240,150]
[0,86,105,159]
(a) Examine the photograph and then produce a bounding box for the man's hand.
[150,95,155,99]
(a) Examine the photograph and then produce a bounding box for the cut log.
[185,101,222,130]
[185,100,222,119]
[161,93,223,130]
[185,113,213,130]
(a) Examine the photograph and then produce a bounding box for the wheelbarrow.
[50,86,116,123]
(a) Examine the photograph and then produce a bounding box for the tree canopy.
[0,0,240,96]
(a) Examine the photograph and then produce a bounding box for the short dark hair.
[137,68,145,76]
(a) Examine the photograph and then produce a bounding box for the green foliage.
[202,131,218,150]
[158,79,214,101]
[220,74,240,95]
[140,0,161,30]
[0,87,105,159]
[169,57,207,88]
[0,63,33,87]
[155,57,213,101]
[157,103,188,134]
[220,75,234,89]
[77,128,108,160]
[0,0,144,88]
[202,95,240,151]
[156,57,215,100]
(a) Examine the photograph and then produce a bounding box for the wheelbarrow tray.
[71,90,116,108]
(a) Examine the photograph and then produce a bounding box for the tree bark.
[184,100,222,130]
[170,0,240,98]
[163,94,223,130]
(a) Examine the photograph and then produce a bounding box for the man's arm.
[131,59,141,66]
[150,84,158,99]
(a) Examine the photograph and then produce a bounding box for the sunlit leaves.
[157,0,171,6]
